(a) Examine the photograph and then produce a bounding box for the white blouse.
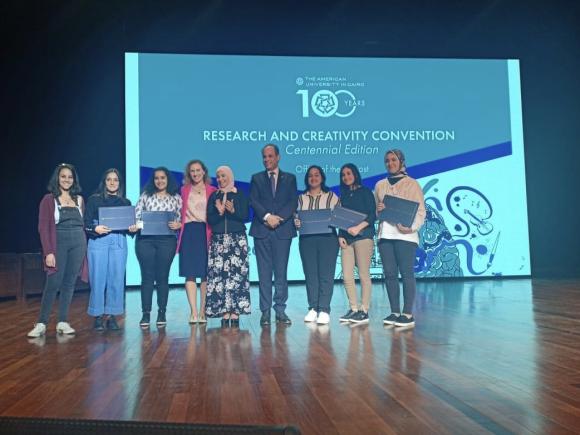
[135,192,182,221]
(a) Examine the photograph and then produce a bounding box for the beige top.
[185,188,207,223]
[374,176,426,244]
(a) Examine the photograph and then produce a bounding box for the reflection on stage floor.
[1,278,579,434]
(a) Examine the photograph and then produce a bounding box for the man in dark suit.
[250,144,297,326]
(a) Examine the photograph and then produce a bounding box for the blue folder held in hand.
[98,206,136,231]
[329,206,367,231]
[378,195,419,228]
[297,209,332,235]
[140,211,175,236]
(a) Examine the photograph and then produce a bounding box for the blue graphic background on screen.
[127,53,530,280]
[137,55,511,179]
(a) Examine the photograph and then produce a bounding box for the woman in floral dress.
[205,166,251,327]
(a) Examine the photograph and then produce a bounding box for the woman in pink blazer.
[177,160,217,324]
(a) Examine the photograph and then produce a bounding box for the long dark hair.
[339,163,362,195]
[47,163,82,199]
[95,168,125,198]
[303,165,329,193]
[142,167,179,196]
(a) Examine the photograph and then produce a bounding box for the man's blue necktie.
[269,171,276,198]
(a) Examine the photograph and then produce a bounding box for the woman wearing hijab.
[205,166,251,327]
[374,149,426,327]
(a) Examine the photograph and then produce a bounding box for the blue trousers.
[254,233,292,315]
[87,233,128,316]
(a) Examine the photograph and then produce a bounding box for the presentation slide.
[125,53,530,285]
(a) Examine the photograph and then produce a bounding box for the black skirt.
[179,221,208,279]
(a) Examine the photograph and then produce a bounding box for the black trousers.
[38,229,87,324]
[135,235,177,313]
[298,234,339,313]
[378,239,417,314]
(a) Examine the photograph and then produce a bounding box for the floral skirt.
[205,232,251,317]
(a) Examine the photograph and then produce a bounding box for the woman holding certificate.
[205,166,250,327]
[337,163,376,324]
[84,168,137,331]
[177,159,216,324]
[374,149,425,327]
[135,167,182,328]
[28,163,87,338]
[294,165,339,325]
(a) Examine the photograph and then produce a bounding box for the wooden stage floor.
[1,278,579,434]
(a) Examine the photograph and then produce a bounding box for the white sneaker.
[27,323,46,338]
[56,322,76,335]
[316,312,330,325]
[304,309,318,322]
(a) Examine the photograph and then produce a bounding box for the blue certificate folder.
[98,206,136,231]
[378,195,419,228]
[329,206,367,231]
[297,209,332,235]
[140,211,175,236]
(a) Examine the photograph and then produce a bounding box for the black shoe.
[221,318,230,328]
[350,311,369,324]
[394,314,415,327]
[383,313,399,325]
[157,311,167,327]
[107,315,120,331]
[260,311,271,326]
[275,312,292,325]
[230,318,239,328]
[93,316,105,331]
[139,312,150,328]
[339,309,357,322]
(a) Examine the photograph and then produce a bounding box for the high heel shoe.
[230,318,239,328]
[221,318,230,328]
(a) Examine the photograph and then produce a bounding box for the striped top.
[297,190,340,211]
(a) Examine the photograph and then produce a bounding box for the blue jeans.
[87,233,128,316]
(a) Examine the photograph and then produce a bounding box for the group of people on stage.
[27,144,425,338]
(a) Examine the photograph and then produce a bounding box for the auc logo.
[296,89,364,118]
